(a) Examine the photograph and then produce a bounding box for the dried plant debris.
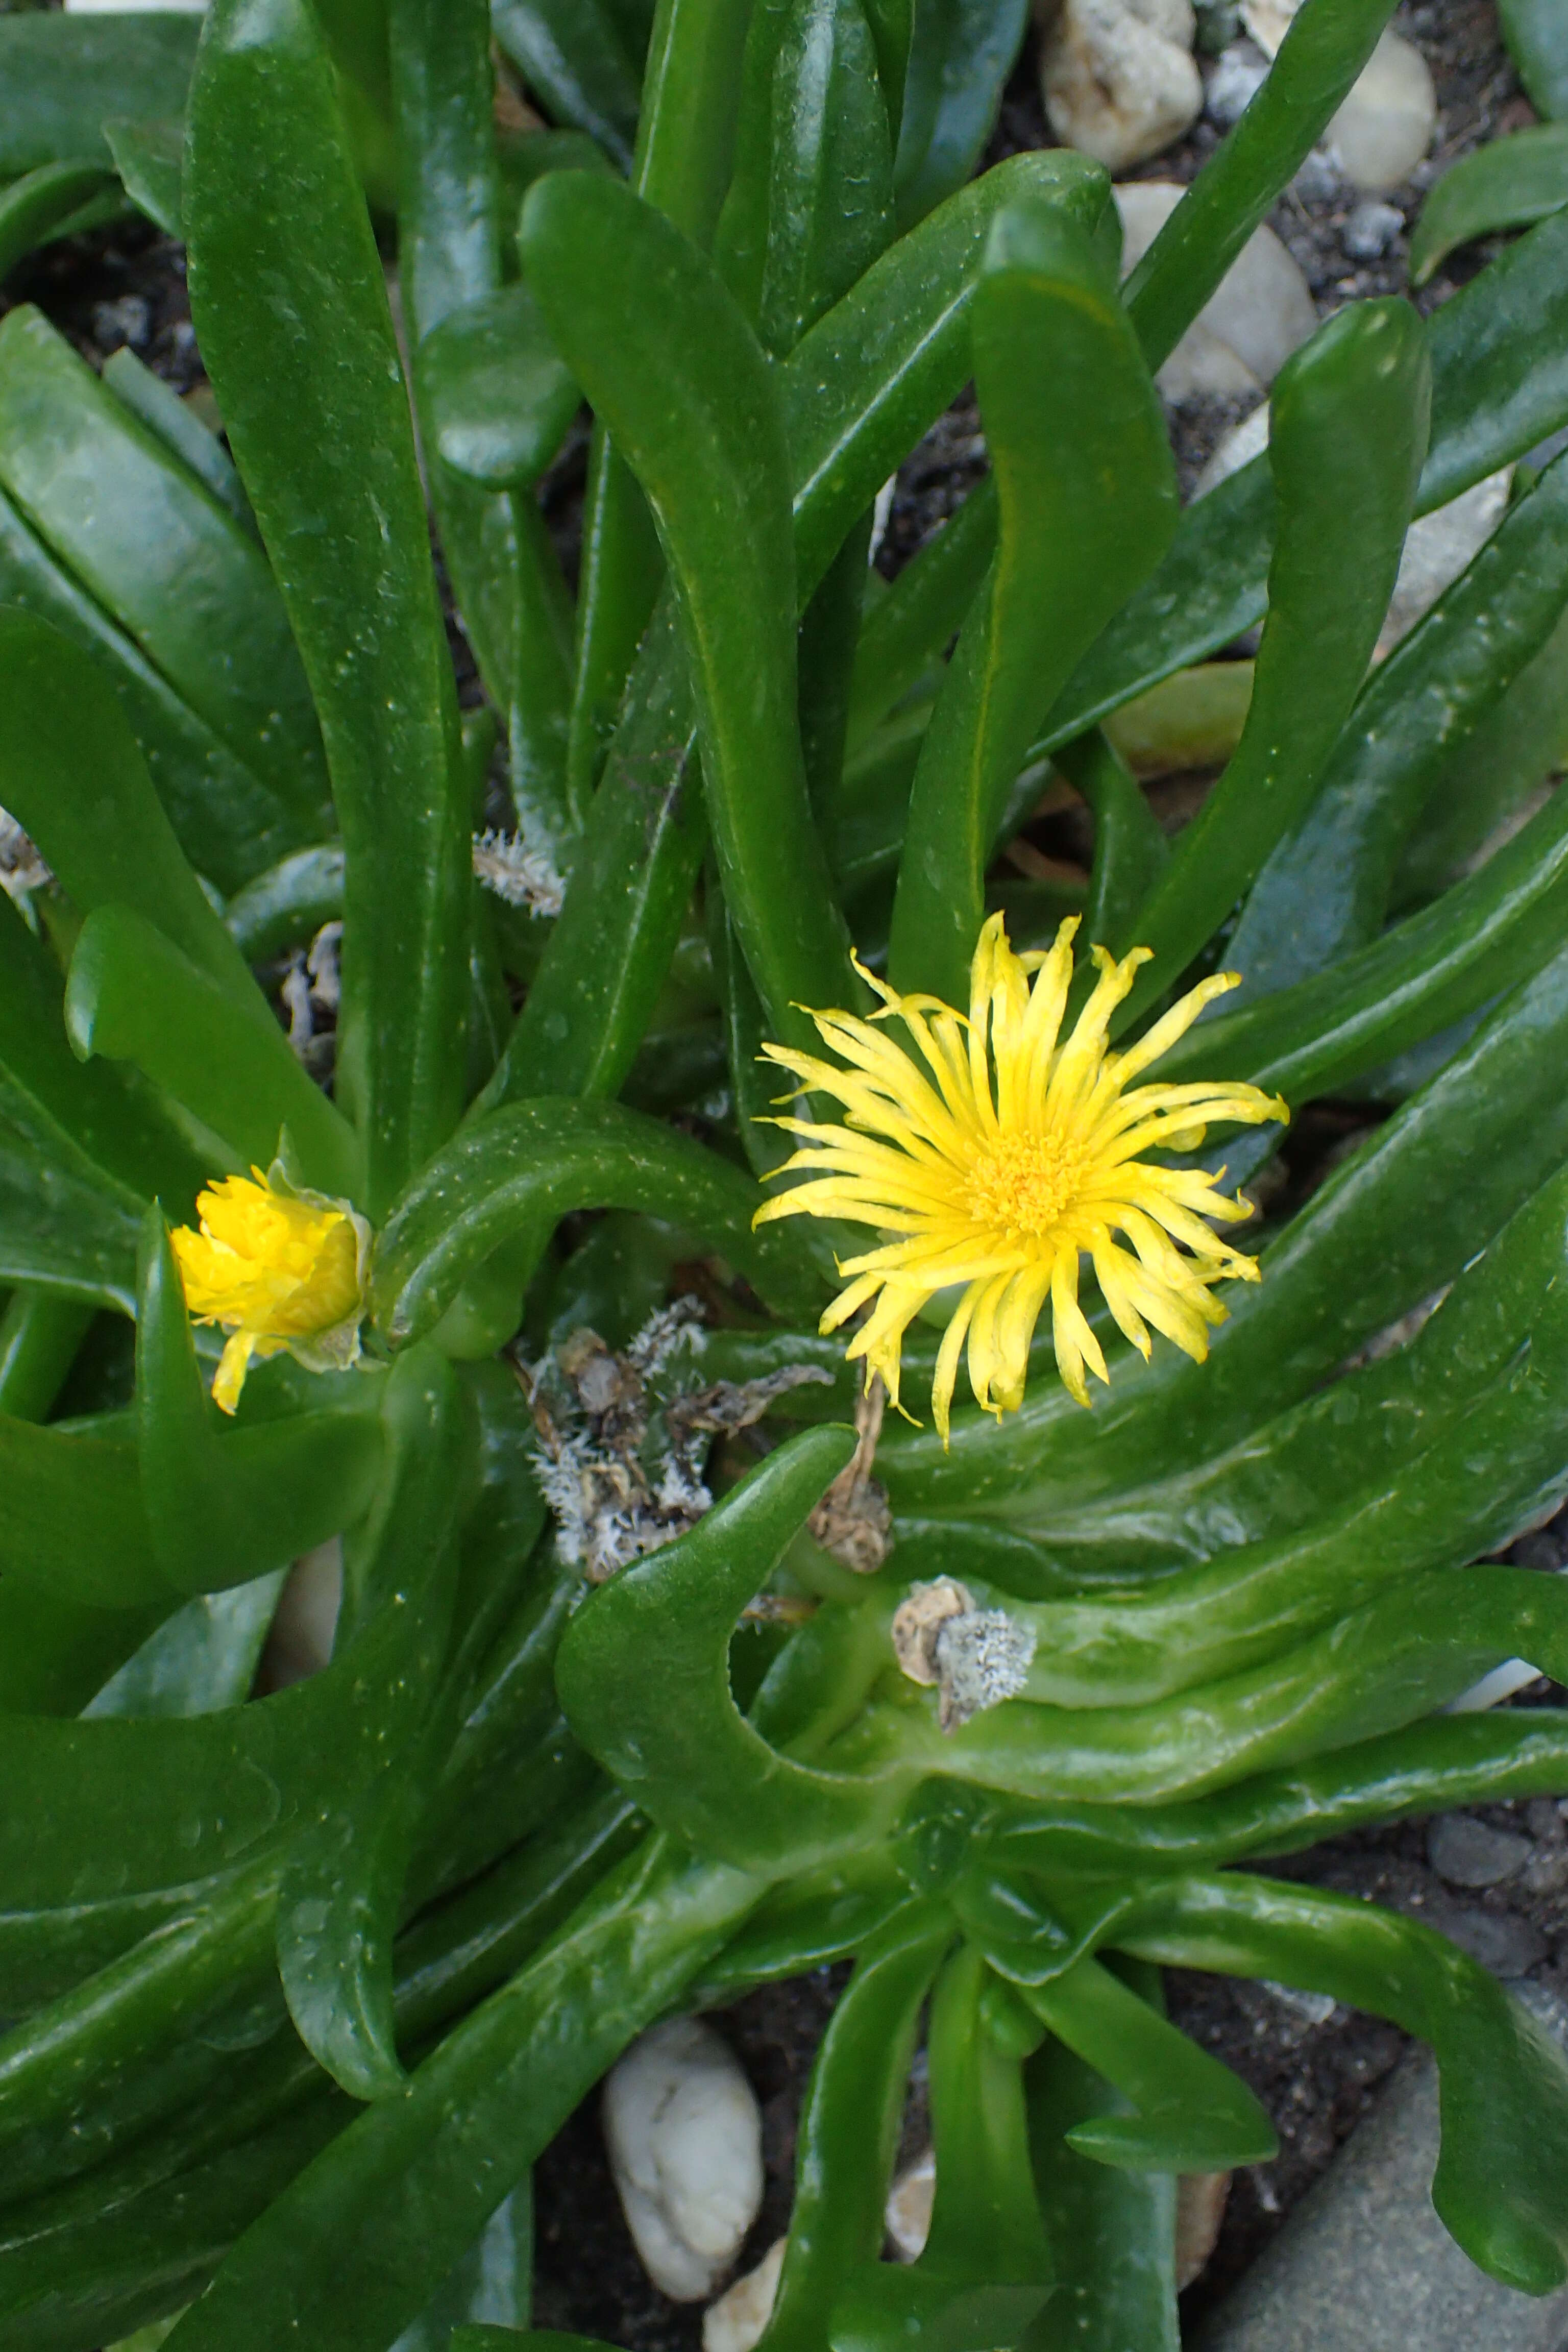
[520,1298,832,1583]
[892,1576,1037,1732]
[473,827,566,917]
[807,1375,894,1575]
[0,807,51,904]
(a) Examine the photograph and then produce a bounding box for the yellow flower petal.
[171,1165,369,1414]
[753,919,1287,1443]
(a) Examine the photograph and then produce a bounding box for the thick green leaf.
[0,309,330,835]
[1113,301,1430,1031]
[889,197,1177,1001]
[0,12,200,175]
[224,846,346,962]
[1117,1871,1568,2293]
[891,0,1028,231]
[160,1842,761,2352]
[135,1216,383,1595]
[393,2185,532,2351]
[0,609,294,1027]
[0,1411,168,1609]
[371,1096,822,1341]
[418,287,579,490]
[1424,206,1568,510]
[101,345,253,534]
[1226,442,1568,997]
[104,114,185,239]
[1125,0,1396,372]
[1501,0,1568,119]
[0,491,292,895]
[86,1575,288,1720]
[756,1908,951,2352]
[187,0,471,1214]
[557,1427,906,1874]
[0,162,120,283]
[1025,1955,1275,2169]
[65,906,361,1200]
[522,169,852,1045]
[277,1348,467,2100]
[1412,122,1568,284]
[491,0,642,171]
[0,1580,168,1721]
[1023,1998,1180,2352]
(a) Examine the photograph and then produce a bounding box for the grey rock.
[1428,1815,1533,1890]
[1342,199,1404,260]
[1196,2049,1568,2350]
[91,295,152,353]
[1291,145,1341,203]
[1205,39,1268,126]
[1431,1902,1547,1979]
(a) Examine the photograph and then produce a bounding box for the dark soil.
[18,5,1560,2347]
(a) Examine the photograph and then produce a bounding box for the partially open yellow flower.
[755,914,1288,1443]
[170,1165,370,1415]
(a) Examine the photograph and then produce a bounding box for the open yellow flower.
[755,914,1288,1443]
[170,1165,370,1415]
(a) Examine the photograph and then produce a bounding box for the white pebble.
[1341,199,1404,261]
[1379,468,1512,657]
[702,2237,786,2352]
[1205,40,1269,128]
[1241,4,1435,191]
[1115,183,1316,400]
[885,2146,936,2261]
[603,2018,764,2303]
[1041,0,1203,174]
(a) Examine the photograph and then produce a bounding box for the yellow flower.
[170,1164,370,1415]
[754,914,1288,1443]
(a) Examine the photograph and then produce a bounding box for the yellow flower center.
[964,1127,1085,1239]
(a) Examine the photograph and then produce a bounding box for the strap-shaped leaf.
[372,1096,822,1340]
[0,10,200,174]
[1501,0,1568,120]
[1412,123,1568,286]
[1125,0,1396,372]
[417,286,580,491]
[556,1425,898,1873]
[66,905,361,1201]
[522,168,852,1044]
[757,1906,952,2352]
[891,0,1029,231]
[1024,1954,1276,2170]
[277,1348,467,2100]
[0,1857,281,2205]
[491,0,643,172]
[0,609,280,1015]
[1023,1986,1180,2352]
[105,114,185,240]
[1113,300,1430,1033]
[1116,1870,1568,2293]
[0,1410,167,1609]
[890,197,1176,1000]
[927,1564,1568,1809]
[135,1214,383,1596]
[1425,205,1568,510]
[188,0,471,1214]
[0,161,120,282]
[0,309,330,831]
[1227,440,1568,1001]
[158,1841,761,2352]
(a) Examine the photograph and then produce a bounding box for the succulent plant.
[2,2,1568,2348]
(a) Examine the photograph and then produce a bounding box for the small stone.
[1528,1798,1566,1846]
[1429,1815,1533,1890]
[702,2238,786,2352]
[1291,145,1340,204]
[1435,1904,1547,1978]
[885,2147,936,2261]
[1341,200,1403,261]
[1262,1979,1339,2031]
[1175,2170,1232,2290]
[1041,0,1204,174]
[1205,40,1268,128]
[1115,184,1315,401]
[256,1537,342,1690]
[91,296,152,354]
[603,2018,764,2303]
